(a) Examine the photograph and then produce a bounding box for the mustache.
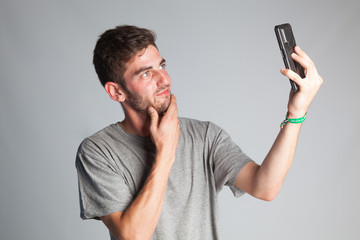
[155,84,170,95]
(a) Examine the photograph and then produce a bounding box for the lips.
[156,88,170,96]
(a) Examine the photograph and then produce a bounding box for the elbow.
[253,180,284,202]
[116,228,152,240]
[252,187,280,202]
[115,230,150,240]
[116,234,146,240]
[102,213,153,240]
[260,192,277,202]
[120,236,146,240]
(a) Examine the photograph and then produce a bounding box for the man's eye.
[159,63,166,70]
[141,72,149,78]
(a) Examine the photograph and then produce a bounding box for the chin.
[155,98,171,115]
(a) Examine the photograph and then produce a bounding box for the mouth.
[156,87,170,96]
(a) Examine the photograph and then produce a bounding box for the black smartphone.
[274,23,305,92]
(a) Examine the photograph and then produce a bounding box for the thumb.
[148,106,159,130]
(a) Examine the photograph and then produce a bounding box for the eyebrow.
[133,58,166,77]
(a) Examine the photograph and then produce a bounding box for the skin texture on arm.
[101,95,180,240]
[236,46,323,201]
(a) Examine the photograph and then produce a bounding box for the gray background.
[1,0,359,239]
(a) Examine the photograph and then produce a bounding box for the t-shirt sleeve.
[75,139,133,220]
[209,123,253,197]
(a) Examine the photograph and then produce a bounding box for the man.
[76,25,323,240]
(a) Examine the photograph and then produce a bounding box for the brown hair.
[93,25,157,89]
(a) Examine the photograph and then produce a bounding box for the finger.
[293,46,314,68]
[280,68,303,85]
[294,46,311,61]
[148,106,159,130]
[291,53,311,73]
[165,94,178,116]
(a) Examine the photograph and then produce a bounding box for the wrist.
[155,148,176,165]
[287,110,307,119]
[280,112,307,129]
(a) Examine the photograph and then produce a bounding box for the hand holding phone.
[274,23,305,92]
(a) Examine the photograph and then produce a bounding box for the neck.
[120,108,151,137]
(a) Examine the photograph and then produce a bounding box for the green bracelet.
[280,112,307,129]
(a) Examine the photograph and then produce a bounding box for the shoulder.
[77,123,120,158]
[178,117,224,140]
[179,117,219,128]
[179,117,208,132]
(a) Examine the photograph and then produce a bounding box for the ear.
[104,82,126,103]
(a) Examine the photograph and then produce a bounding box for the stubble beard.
[126,86,171,116]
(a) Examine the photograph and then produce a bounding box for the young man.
[76,25,323,240]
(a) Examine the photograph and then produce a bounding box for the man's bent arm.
[101,95,180,240]
[102,151,175,240]
[236,46,323,201]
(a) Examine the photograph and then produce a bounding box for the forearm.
[123,152,174,234]
[109,151,175,240]
[255,121,302,200]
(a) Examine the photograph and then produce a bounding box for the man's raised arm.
[235,46,323,201]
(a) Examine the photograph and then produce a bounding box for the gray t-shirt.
[76,117,253,239]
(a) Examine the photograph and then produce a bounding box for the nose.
[155,70,170,87]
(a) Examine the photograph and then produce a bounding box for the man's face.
[122,45,171,115]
